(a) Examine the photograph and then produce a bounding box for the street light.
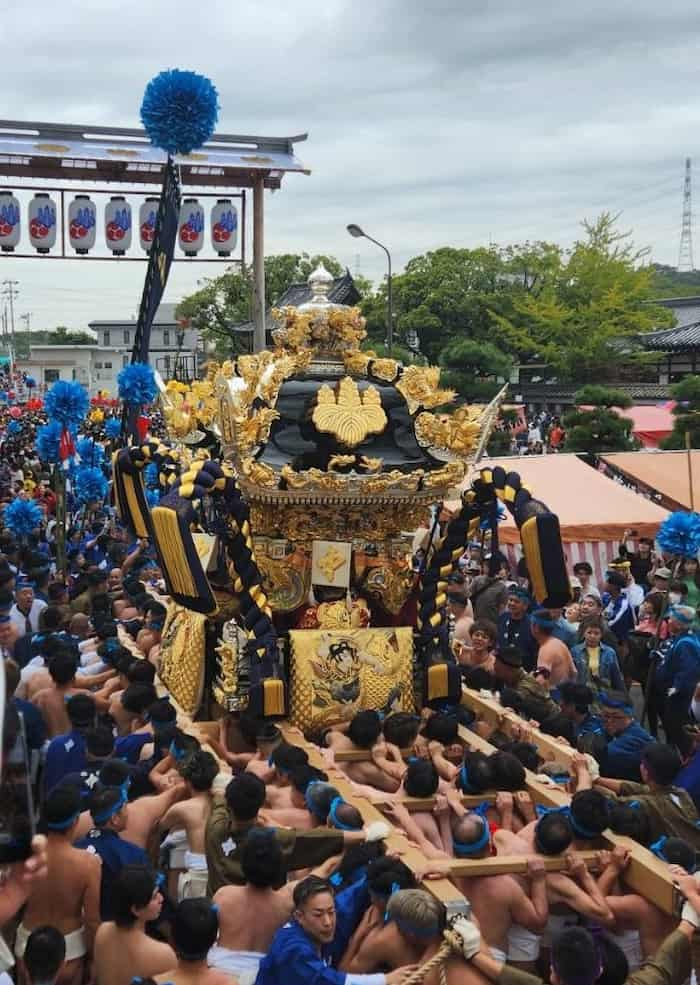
[346,224,393,353]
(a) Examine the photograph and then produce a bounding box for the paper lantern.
[178,198,204,256]
[68,195,96,254]
[28,193,57,254]
[0,190,20,252]
[210,199,237,257]
[139,196,159,252]
[105,196,132,255]
[9,407,21,419]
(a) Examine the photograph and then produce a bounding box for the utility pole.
[2,279,18,373]
[678,158,694,272]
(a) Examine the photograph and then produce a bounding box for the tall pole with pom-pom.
[121,69,219,442]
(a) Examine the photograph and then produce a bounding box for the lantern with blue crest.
[178,198,204,256]
[105,196,132,255]
[0,190,20,253]
[28,193,57,254]
[68,195,97,254]
[139,197,159,252]
[211,199,237,257]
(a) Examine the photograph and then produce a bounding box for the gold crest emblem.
[312,377,387,447]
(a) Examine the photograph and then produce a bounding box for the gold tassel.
[427,663,449,701]
[263,679,285,716]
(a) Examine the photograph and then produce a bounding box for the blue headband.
[509,587,531,602]
[599,692,634,714]
[328,796,361,832]
[459,764,477,794]
[169,740,187,762]
[531,611,556,629]
[304,779,325,815]
[92,787,128,825]
[46,809,81,831]
[669,606,694,626]
[452,803,491,857]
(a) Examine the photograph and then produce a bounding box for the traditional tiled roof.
[511,382,671,403]
[639,321,700,352]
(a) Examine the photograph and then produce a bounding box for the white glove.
[681,899,700,927]
[667,688,678,698]
[450,916,481,959]
[365,820,391,843]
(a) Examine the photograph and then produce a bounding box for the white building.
[16,302,201,395]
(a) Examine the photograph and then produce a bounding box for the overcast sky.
[2,0,700,331]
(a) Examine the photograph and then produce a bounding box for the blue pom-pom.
[36,420,65,463]
[74,466,109,506]
[118,362,157,407]
[104,417,122,439]
[76,437,105,466]
[24,376,36,388]
[144,462,159,488]
[6,421,21,436]
[0,392,8,403]
[657,511,700,559]
[3,497,42,537]
[44,380,89,427]
[140,69,219,155]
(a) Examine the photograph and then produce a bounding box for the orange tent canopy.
[455,454,669,544]
[601,450,700,511]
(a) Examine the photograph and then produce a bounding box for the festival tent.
[623,405,674,448]
[457,454,669,584]
[601,450,700,511]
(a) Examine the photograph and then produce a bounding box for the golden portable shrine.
[112,264,571,730]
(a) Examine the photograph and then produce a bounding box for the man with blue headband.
[75,785,149,920]
[595,691,655,782]
[653,605,700,752]
[16,784,101,983]
[498,587,537,672]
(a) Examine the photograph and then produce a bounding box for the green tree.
[176,253,347,355]
[493,214,673,381]
[563,384,636,453]
[439,338,513,402]
[659,376,700,449]
[648,263,700,299]
[47,327,94,345]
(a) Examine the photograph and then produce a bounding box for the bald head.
[69,613,91,639]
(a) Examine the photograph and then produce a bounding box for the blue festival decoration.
[117,362,157,407]
[44,380,89,427]
[3,497,42,537]
[36,420,65,463]
[24,376,36,388]
[74,466,109,506]
[104,417,122,439]
[0,392,8,403]
[6,421,21,436]
[657,511,700,559]
[146,489,160,508]
[144,462,159,488]
[140,69,219,156]
[76,437,105,466]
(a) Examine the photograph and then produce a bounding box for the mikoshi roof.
[601,450,700,511]
[0,120,308,189]
[450,453,668,543]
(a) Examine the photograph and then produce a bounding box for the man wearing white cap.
[654,605,700,752]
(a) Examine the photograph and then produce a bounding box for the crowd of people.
[2,414,700,985]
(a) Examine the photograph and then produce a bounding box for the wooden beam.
[333,747,412,763]
[449,850,601,877]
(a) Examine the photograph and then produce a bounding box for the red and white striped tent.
[457,454,670,585]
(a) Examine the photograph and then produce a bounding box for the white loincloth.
[178,851,209,900]
[163,828,189,870]
[507,925,541,962]
[208,947,264,985]
[15,924,86,961]
[608,929,642,972]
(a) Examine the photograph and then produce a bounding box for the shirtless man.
[210,828,341,983]
[158,749,218,899]
[32,650,82,738]
[244,722,283,783]
[530,610,576,687]
[93,864,175,985]
[156,899,229,985]
[325,710,401,793]
[343,888,486,985]
[17,785,101,985]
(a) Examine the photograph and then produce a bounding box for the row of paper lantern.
[0,190,238,257]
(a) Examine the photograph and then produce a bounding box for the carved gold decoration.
[363,470,423,495]
[397,365,456,414]
[312,377,387,447]
[359,456,383,472]
[328,454,356,470]
[158,604,207,714]
[272,305,367,354]
[421,460,466,488]
[365,561,415,615]
[251,502,432,543]
[236,407,280,456]
[162,377,218,440]
[257,551,310,612]
[343,350,371,376]
[240,458,278,487]
[415,408,481,456]
[280,465,344,491]
[369,357,400,382]
[318,546,346,583]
